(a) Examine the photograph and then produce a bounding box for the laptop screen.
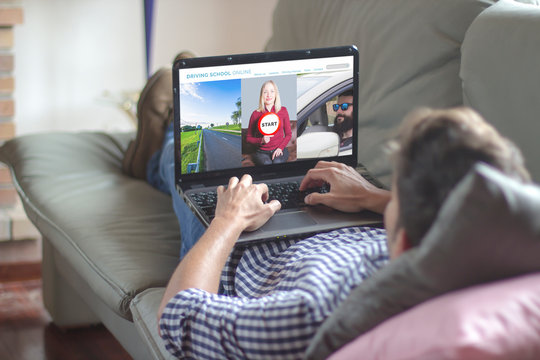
[173,46,358,185]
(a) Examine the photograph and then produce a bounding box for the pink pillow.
[329,272,540,360]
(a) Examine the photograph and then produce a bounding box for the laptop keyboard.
[267,181,330,209]
[189,165,383,222]
[189,180,330,221]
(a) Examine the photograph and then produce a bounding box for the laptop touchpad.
[263,211,317,230]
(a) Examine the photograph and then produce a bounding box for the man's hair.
[338,89,354,99]
[391,107,530,247]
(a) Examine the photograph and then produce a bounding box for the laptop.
[173,45,383,243]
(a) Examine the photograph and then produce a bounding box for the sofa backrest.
[266,0,492,186]
[461,0,540,183]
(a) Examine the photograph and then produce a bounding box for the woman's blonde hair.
[258,80,281,113]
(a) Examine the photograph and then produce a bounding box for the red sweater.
[246,106,292,151]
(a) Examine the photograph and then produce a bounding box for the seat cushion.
[0,132,181,320]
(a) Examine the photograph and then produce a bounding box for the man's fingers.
[314,160,340,169]
[228,176,239,189]
[300,168,330,190]
[300,161,351,190]
[313,160,349,173]
[244,199,281,232]
[314,160,333,169]
[238,174,253,188]
[266,199,282,214]
[304,192,333,208]
[255,183,270,202]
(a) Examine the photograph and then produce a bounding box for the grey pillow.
[304,163,540,360]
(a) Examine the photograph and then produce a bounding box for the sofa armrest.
[0,132,181,320]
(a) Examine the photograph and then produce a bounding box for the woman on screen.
[246,80,292,165]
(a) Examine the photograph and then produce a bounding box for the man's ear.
[391,228,412,259]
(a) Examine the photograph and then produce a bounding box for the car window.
[296,76,353,137]
[297,75,332,98]
[325,96,339,128]
[305,95,339,129]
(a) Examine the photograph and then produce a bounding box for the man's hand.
[272,148,283,160]
[215,175,281,232]
[299,161,390,214]
[262,135,272,144]
[158,175,280,324]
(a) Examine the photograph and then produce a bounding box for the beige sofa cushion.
[461,0,540,182]
[130,288,175,360]
[266,0,492,186]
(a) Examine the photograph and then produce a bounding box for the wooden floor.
[0,238,133,360]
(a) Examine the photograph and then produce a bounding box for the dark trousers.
[252,147,289,165]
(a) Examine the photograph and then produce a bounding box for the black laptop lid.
[173,46,359,189]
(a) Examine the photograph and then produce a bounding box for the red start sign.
[258,112,281,136]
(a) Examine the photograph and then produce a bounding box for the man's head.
[332,90,354,139]
[384,107,530,258]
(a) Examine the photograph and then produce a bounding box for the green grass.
[180,130,202,173]
[212,124,241,131]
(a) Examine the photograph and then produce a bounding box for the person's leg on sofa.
[123,50,204,260]
[151,126,205,259]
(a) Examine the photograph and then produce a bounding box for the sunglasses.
[332,103,353,111]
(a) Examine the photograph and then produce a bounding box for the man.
[332,89,354,150]
[123,69,529,359]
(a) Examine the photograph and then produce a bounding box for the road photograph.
[179,78,242,174]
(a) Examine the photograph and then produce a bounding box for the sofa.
[1,1,540,359]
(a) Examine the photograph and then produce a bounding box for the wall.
[152,0,278,72]
[13,0,277,135]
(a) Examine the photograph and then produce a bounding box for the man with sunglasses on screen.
[332,89,355,151]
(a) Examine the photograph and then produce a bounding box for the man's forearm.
[157,217,243,318]
[157,174,281,325]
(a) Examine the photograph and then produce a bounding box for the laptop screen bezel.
[173,45,359,188]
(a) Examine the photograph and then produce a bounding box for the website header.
[178,56,353,83]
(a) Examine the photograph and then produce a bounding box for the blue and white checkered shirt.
[159,226,388,359]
